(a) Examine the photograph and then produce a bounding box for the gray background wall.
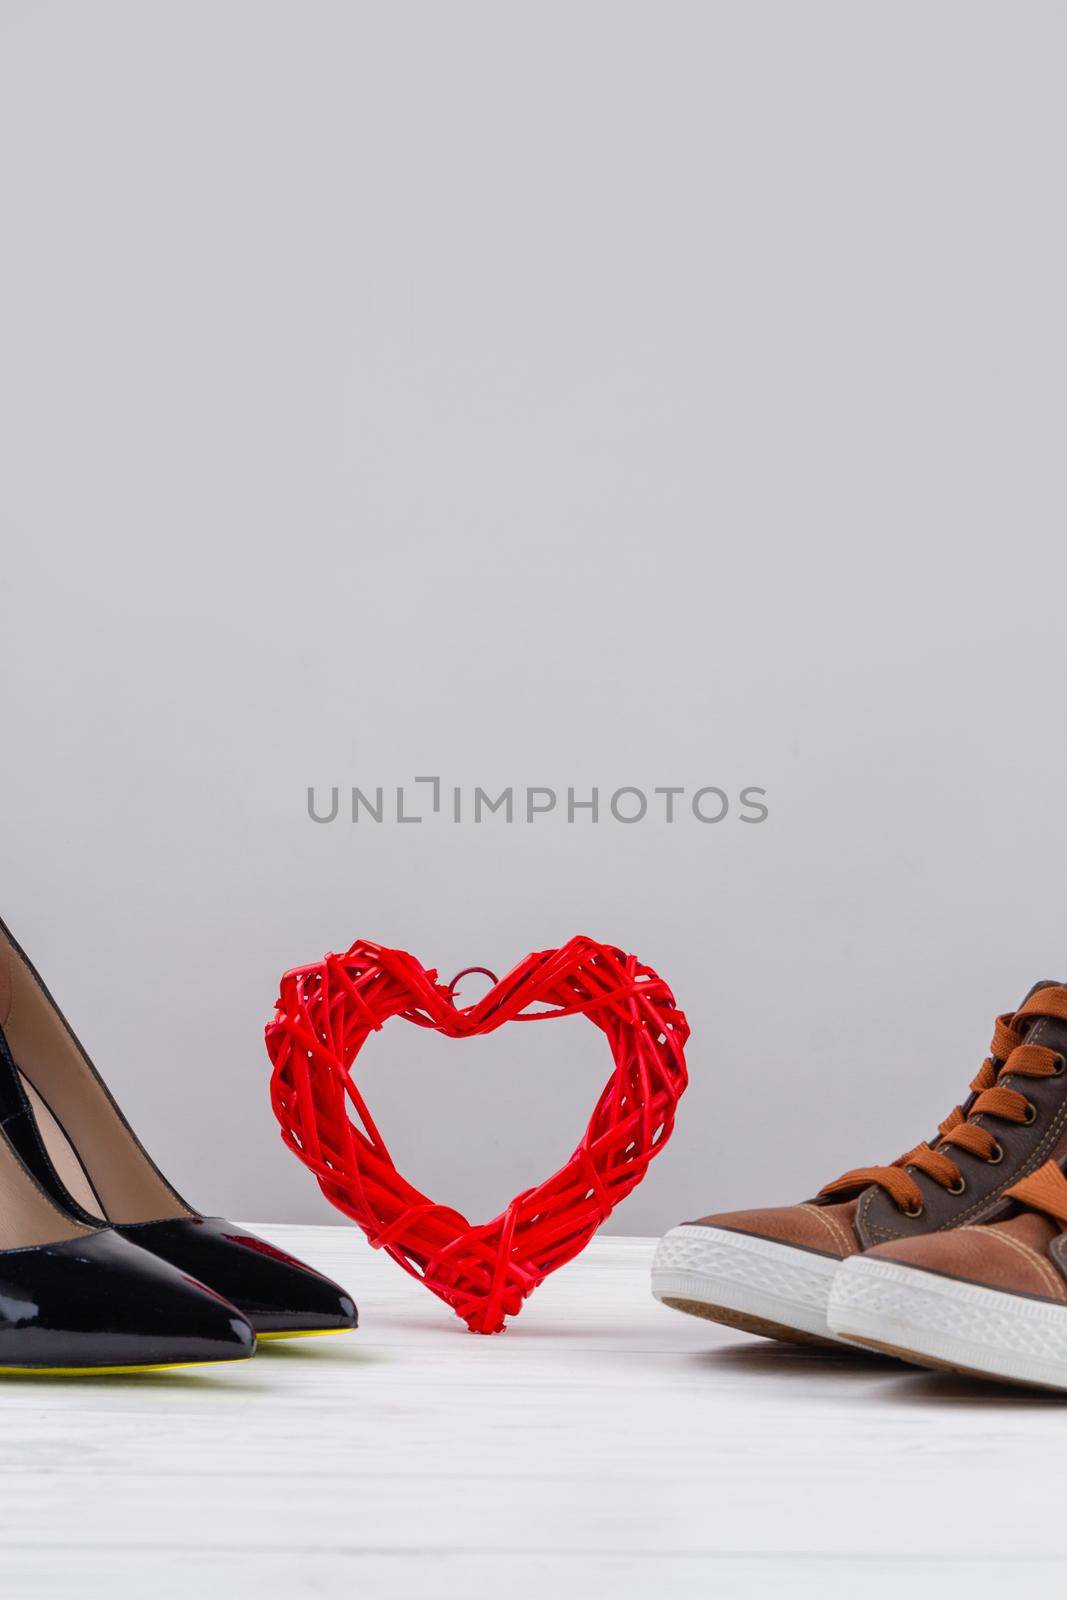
[2,1,1066,1237]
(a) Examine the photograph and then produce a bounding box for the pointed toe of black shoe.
[115,1216,358,1338]
[0,1230,256,1373]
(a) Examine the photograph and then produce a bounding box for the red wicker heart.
[265,935,689,1333]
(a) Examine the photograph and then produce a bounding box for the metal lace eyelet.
[986,1141,1004,1164]
[902,1200,925,1219]
[1022,1102,1037,1125]
[1053,1055,1066,1077]
[948,1175,967,1195]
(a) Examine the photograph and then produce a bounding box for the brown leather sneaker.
[828,1159,1067,1390]
[651,982,1067,1345]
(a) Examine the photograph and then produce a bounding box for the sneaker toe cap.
[690,1203,859,1259]
[865,1228,1067,1302]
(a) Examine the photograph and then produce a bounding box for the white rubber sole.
[829,1254,1067,1392]
[651,1224,844,1345]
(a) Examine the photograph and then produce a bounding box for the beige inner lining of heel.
[0,1132,91,1249]
[0,927,190,1225]
[18,1073,105,1220]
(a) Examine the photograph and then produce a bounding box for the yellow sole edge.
[0,1356,252,1377]
[257,1327,354,1342]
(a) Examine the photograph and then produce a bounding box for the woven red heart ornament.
[265,935,689,1333]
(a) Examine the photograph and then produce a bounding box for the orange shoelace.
[818,987,1067,1216]
[1004,1160,1067,1229]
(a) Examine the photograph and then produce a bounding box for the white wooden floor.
[2,1226,1065,1599]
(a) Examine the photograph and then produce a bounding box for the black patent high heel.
[0,915,356,1339]
[0,1116,254,1372]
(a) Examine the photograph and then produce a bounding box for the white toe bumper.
[651,1223,843,1343]
[828,1253,1067,1390]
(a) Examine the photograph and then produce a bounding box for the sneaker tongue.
[1014,981,1067,1047]
[1009,982,1067,1167]
[1020,980,1065,1003]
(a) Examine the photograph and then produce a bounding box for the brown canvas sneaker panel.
[690,1200,860,1260]
[653,981,1067,1349]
